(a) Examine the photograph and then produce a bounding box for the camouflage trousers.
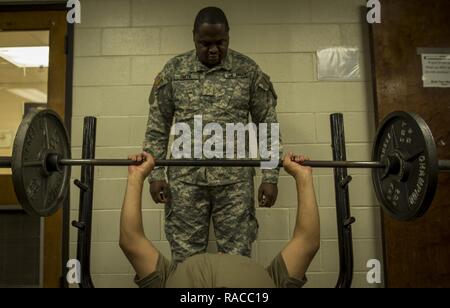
[164,179,258,263]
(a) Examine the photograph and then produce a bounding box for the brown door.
[0,5,71,287]
[370,0,450,287]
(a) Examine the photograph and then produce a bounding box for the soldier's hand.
[150,180,170,204]
[258,183,278,208]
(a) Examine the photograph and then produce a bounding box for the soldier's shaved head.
[194,7,229,33]
[193,7,230,67]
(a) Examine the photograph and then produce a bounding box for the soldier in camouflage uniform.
[143,7,282,263]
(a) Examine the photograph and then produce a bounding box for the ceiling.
[0,30,49,48]
[0,31,49,105]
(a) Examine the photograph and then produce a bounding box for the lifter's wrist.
[128,173,145,184]
[294,172,313,185]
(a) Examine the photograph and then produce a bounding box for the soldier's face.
[194,23,229,68]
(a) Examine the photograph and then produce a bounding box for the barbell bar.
[439,160,450,170]
[63,159,391,169]
[0,157,388,168]
[0,109,448,220]
[1,156,450,169]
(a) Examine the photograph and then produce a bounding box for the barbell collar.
[0,157,12,168]
[438,160,450,171]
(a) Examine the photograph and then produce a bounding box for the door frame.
[0,1,74,288]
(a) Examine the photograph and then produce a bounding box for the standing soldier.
[144,7,282,263]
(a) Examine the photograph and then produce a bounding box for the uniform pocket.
[225,77,251,111]
[164,201,174,220]
[173,78,202,118]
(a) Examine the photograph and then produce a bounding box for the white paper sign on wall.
[421,54,450,88]
[316,47,361,81]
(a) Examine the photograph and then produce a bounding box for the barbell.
[0,109,448,220]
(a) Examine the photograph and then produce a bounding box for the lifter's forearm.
[120,176,146,245]
[293,175,319,243]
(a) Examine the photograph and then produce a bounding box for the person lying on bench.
[119,152,320,288]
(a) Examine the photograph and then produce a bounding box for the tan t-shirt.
[135,253,306,288]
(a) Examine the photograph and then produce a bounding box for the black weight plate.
[372,111,439,221]
[11,109,71,217]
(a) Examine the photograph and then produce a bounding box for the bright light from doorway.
[7,88,47,102]
[0,46,49,68]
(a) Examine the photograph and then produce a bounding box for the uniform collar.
[192,49,233,73]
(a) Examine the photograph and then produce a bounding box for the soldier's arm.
[143,67,175,182]
[120,153,159,279]
[249,68,283,184]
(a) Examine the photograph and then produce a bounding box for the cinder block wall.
[66,0,383,288]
